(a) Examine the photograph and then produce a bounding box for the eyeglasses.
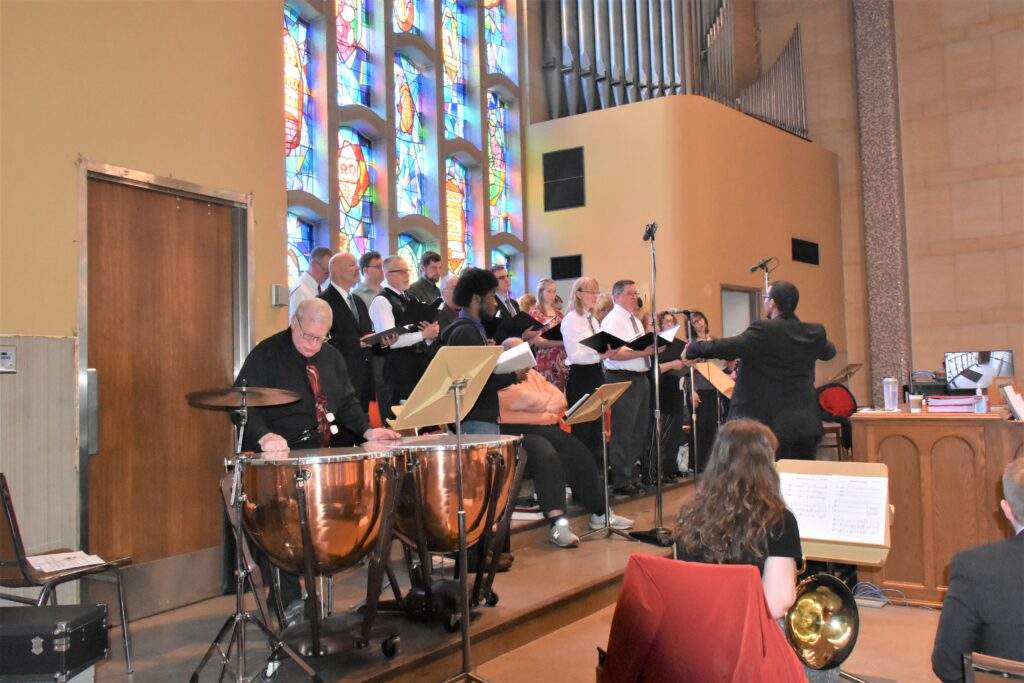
[386,268,411,275]
[296,320,331,345]
[579,289,600,295]
[364,264,382,271]
[496,274,510,281]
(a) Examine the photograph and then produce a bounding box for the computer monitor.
[943,350,1015,390]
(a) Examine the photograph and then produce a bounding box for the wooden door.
[86,178,234,564]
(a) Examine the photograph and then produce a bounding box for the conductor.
[684,281,836,460]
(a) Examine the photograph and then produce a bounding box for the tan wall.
[525,95,849,383]
[895,0,1024,375]
[0,1,287,340]
[757,0,871,402]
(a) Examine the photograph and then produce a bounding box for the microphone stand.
[631,222,672,547]
[685,315,700,475]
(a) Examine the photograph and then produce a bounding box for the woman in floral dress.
[528,278,568,391]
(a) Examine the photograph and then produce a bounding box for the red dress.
[528,307,568,392]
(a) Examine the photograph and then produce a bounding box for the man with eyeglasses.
[352,250,384,310]
[601,279,657,496]
[234,297,401,453]
[489,263,542,344]
[369,255,441,419]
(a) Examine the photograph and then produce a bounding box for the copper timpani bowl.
[240,445,400,576]
[393,434,521,553]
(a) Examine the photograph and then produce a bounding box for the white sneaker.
[549,518,580,548]
[590,512,634,530]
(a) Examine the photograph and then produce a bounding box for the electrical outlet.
[0,346,15,373]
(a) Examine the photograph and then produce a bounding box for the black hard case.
[0,604,109,681]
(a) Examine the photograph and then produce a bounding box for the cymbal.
[186,386,301,409]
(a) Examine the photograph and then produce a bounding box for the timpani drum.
[241,445,400,576]
[393,434,521,553]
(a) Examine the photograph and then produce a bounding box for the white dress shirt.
[289,270,320,318]
[368,285,426,349]
[600,304,649,372]
[561,309,602,366]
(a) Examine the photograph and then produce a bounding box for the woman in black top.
[674,418,801,618]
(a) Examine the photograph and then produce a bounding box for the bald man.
[318,252,376,411]
[234,298,399,452]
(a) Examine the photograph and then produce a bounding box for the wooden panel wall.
[0,335,79,604]
[853,413,1022,606]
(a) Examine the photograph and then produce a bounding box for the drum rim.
[396,433,521,452]
[242,447,398,466]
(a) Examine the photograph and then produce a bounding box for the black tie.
[317,283,322,294]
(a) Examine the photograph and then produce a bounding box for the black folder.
[540,324,563,342]
[495,311,544,339]
[625,331,673,351]
[579,331,628,354]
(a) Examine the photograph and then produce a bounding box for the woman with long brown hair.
[528,277,568,390]
[674,419,801,619]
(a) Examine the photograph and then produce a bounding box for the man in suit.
[318,253,393,412]
[684,281,836,459]
[436,273,460,331]
[932,457,1024,682]
[490,263,541,344]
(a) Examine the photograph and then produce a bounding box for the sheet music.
[27,550,105,573]
[779,472,887,546]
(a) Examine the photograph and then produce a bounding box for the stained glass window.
[337,127,377,257]
[445,158,472,274]
[487,91,512,235]
[393,0,420,34]
[394,54,429,218]
[284,8,319,196]
[287,212,316,289]
[484,0,512,77]
[397,232,428,269]
[336,0,371,107]
[441,0,469,140]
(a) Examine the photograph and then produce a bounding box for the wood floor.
[92,477,943,682]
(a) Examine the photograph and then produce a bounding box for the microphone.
[749,257,774,273]
[642,222,658,241]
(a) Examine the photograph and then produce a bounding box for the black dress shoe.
[612,483,642,497]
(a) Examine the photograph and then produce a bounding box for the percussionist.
[235,297,400,451]
[234,297,399,625]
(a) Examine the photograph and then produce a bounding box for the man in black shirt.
[235,298,399,451]
[439,267,521,434]
[234,298,399,620]
[685,281,836,460]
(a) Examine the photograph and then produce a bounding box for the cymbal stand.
[442,378,487,683]
[580,399,635,542]
[190,453,319,682]
[631,222,672,547]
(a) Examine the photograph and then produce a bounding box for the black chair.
[965,652,1024,682]
[0,473,133,673]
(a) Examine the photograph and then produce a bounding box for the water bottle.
[974,387,988,414]
[883,377,899,411]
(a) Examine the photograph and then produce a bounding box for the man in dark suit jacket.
[933,457,1024,683]
[318,253,376,411]
[684,281,836,459]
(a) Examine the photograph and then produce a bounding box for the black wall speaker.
[543,147,585,211]
[791,238,820,265]
[551,255,582,280]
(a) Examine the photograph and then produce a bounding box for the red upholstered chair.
[817,383,857,453]
[601,555,805,683]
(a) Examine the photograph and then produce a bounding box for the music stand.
[570,382,635,542]
[388,346,501,683]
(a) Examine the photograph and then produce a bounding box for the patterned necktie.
[304,363,331,447]
[629,315,650,370]
[345,291,357,318]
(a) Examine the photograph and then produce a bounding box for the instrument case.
[0,604,109,681]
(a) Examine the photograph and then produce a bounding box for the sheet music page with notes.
[779,472,887,546]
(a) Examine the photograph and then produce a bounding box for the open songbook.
[776,459,892,566]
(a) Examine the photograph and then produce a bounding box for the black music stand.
[570,382,635,542]
[388,346,503,683]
